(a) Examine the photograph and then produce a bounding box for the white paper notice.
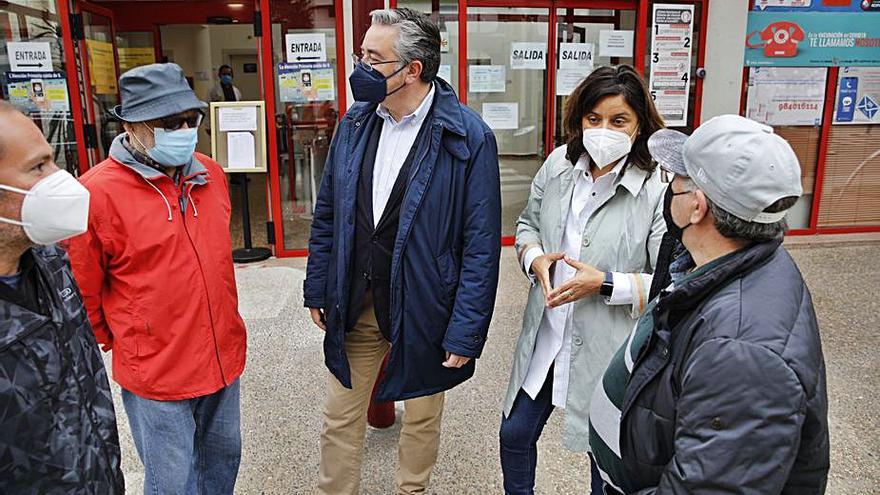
[746,67,826,126]
[599,30,634,58]
[510,42,547,70]
[218,106,258,132]
[6,41,53,72]
[649,5,695,127]
[834,67,880,125]
[556,69,588,96]
[482,103,518,130]
[469,65,506,93]
[559,43,595,71]
[227,132,256,169]
[438,64,452,83]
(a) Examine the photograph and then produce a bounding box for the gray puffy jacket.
[620,239,829,494]
[0,245,124,494]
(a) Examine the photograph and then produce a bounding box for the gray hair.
[370,8,441,83]
[680,177,794,242]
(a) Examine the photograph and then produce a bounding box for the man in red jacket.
[67,63,247,494]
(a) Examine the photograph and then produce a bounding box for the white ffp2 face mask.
[582,128,636,169]
[0,170,90,245]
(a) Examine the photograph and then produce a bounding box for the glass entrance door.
[75,1,121,166]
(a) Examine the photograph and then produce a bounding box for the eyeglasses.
[158,112,204,131]
[351,52,400,71]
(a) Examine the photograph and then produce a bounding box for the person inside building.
[303,7,502,494]
[210,64,242,103]
[499,64,667,495]
[589,115,829,494]
[0,101,125,493]
[67,63,248,495]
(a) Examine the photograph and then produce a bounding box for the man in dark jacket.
[304,7,501,494]
[588,115,829,494]
[0,102,125,493]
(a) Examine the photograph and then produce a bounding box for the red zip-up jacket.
[68,146,246,401]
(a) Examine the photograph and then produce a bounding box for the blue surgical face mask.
[139,125,198,167]
[349,62,407,103]
[220,74,233,85]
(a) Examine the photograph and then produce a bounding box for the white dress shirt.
[372,83,435,225]
[520,156,641,408]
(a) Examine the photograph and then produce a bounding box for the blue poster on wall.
[744,12,880,66]
[753,0,880,12]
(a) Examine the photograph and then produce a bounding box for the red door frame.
[57,0,91,175]
[260,0,348,257]
[71,0,121,167]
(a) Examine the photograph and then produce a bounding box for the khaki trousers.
[318,293,445,495]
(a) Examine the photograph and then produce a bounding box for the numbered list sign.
[649,4,694,127]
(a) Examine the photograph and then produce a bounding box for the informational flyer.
[834,66,880,124]
[85,39,117,94]
[278,62,335,102]
[745,67,827,126]
[482,102,518,130]
[118,47,156,72]
[468,65,506,93]
[558,43,595,71]
[649,4,695,127]
[599,30,634,58]
[510,42,546,70]
[227,131,256,169]
[556,69,587,96]
[5,71,69,113]
[218,106,258,132]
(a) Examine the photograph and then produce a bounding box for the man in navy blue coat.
[303,7,501,494]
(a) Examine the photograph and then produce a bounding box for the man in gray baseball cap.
[67,63,248,494]
[588,115,829,494]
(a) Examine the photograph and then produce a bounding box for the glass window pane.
[83,11,121,160]
[0,0,80,175]
[270,0,341,251]
[396,0,460,94]
[467,6,549,238]
[554,7,636,148]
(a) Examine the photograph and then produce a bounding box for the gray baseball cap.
[110,63,207,123]
[649,115,802,224]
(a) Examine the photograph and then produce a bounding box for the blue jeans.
[499,373,605,495]
[122,380,242,495]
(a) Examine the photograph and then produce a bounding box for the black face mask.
[663,185,692,241]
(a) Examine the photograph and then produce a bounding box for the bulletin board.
[209,101,268,173]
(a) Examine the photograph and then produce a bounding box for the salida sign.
[559,43,595,70]
[510,42,546,70]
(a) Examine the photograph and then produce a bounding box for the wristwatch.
[599,271,614,298]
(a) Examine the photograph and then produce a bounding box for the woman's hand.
[530,252,565,302]
[546,256,605,308]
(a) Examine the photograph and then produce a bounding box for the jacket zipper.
[179,182,228,386]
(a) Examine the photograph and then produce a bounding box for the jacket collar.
[661,238,783,314]
[556,153,649,197]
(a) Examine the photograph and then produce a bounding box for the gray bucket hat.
[110,63,207,122]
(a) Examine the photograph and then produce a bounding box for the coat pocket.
[435,251,459,301]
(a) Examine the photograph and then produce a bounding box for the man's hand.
[442,352,471,368]
[530,252,565,303]
[546,256,605,308]
[309,307,327,331]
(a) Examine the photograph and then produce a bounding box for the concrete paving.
[106,242,880,494]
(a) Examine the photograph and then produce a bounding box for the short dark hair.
[563,65,665,172]
[370,8,441,83]
[218,65,233,75]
